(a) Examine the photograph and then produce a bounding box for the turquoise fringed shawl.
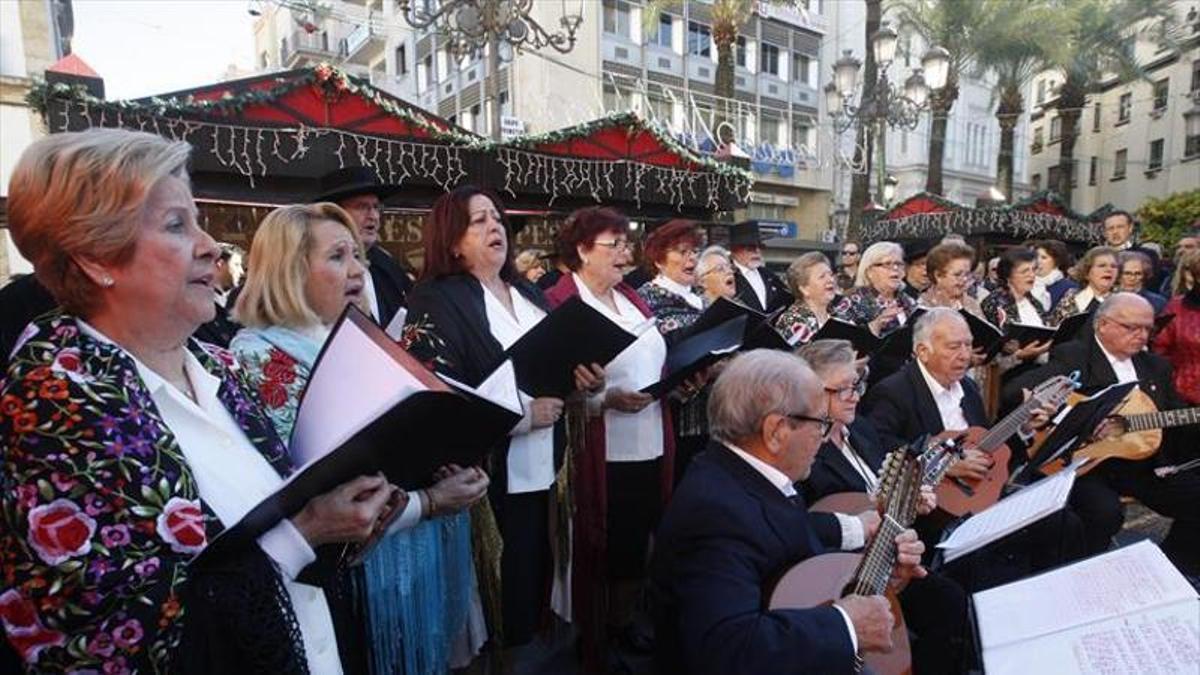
[231,324,475,675]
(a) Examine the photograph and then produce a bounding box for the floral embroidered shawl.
[0,313,292,673]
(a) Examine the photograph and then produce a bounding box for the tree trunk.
[1055,78,1085,208]
[713,34,736,144]
[925,73,959,196]
[994,84,1023,203]
[847,0,882,239]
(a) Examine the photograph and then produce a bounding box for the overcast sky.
[72,0,256,99]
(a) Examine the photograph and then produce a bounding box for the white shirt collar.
[652,274,703,310]
[1095,335,1139,381]
[733,260,758,276]
[916,358,964,402]
[723,441,797,497]
[78,320,220,412]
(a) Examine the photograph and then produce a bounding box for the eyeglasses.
[872,261,905,270]
[700,264,732,277]
[842,249,860,256]
[1120,270,1144,277]
[824,375,868,402]
[782,413,834,436]
[593,239,633,252]
[1104,317,1152,335]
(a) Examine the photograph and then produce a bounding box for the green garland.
[26,64,477,145]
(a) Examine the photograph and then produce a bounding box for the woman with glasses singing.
[845,241,917,336]
[795,339,969,675]
[544,206,675,667]
[695,246,737,305]
[636,220,706,341]
[773,251,849,346]
[636,220,716,484]
[918,242,984,317]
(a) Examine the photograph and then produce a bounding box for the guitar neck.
[852,517,906,597]
[977,398,1038,452]
[1123,407,1200,432]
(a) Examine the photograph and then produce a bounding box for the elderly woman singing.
[0,129,394,673]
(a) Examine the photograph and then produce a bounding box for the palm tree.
[972,2,1067,201]
[641,0,806,143]
[893,0,1006,196]
[1042,0,1174,206]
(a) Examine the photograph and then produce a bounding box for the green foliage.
[1139,190,1200,249]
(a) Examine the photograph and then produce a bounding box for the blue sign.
[757,220,798,238]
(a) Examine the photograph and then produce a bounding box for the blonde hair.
[855,241,903,287]
[233,203,362,329]
[6,128,191,316]
[1174,251,1200,296]
[1071,246,1118,285]
[514,249,543,275]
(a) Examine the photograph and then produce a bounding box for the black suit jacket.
[803,419,888,504]
[1004,338,1194,463]
[0,275,56,371]
[734,266,793,314]
[367,244,414,326]
[651,442,857,675]
[862,361,988,454]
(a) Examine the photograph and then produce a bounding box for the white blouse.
[1015,297,1045,326]
[652,274,704,310]
[482,283,557,493]
[574,274,666,463]
[78,322,341,674]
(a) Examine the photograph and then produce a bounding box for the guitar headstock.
[1029,373,1079,411]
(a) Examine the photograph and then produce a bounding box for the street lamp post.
[825,22,949,207]
[397,0,584,140]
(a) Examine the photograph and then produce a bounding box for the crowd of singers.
[1,128,1199,675]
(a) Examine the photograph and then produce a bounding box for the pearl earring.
[101,276,114,287]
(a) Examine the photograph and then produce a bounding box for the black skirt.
[606,458,663,580]
[497,489,552,646]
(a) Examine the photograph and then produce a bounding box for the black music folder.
[1016,380,1138,483]
[809,317,883,357]
[505,296,640,398]
[1006,311,1092,349]
[678,296,766,340]
[961,310,1004,359]
[877,307,928,360]
[641,316,746,397]
[201,306,523,557]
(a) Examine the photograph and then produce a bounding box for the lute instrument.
[1036,387,1200,477]
[769,439,946,675]
[809,435,963,516]
[934,374,1077,517]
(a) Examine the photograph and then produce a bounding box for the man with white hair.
[863,308,1082,586]
[1007,293,1200,575]
[651,350,924,675]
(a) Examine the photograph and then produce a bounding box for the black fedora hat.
[900,238,933,264]
[313,167,401,204]
[728,221,764,248]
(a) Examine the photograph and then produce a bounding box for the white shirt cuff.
[833,604,860,655]
[258,519,317,581]
[834,512,866,551]
[386,490,424,535]
[511,391,535,436]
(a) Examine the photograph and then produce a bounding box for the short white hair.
[696,245,731,278]
[912,307,967,349]
[708,350,821,443]
[855,241,903,287]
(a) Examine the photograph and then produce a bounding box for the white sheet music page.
[974,541,1200,675]
[438,359,523,416]
[384,307,408,340]
[937,459,1082,562]
[289,313,433,466]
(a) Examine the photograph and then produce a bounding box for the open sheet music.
[201,306,522,560]
[973,540,1200,674]
[937,459,1082,563]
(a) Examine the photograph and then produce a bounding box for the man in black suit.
[1006,293,1200,574]
[1103,210,1165,289]
[651,349,925,675]
[728,221,792,313]
[315,167,414,327]
[862,308,1083,586]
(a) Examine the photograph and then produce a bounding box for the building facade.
[1,0,74,283]
[822,0,1032,231]
[252,1,837,243]
[1025,1,1200,215]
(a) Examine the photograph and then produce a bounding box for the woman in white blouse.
[1051,246,1119,326]
[982,248,1055,382]
[231,202,491,675]
[544,206,675,666]
[403,187,603,665]
[0,128,394,674]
